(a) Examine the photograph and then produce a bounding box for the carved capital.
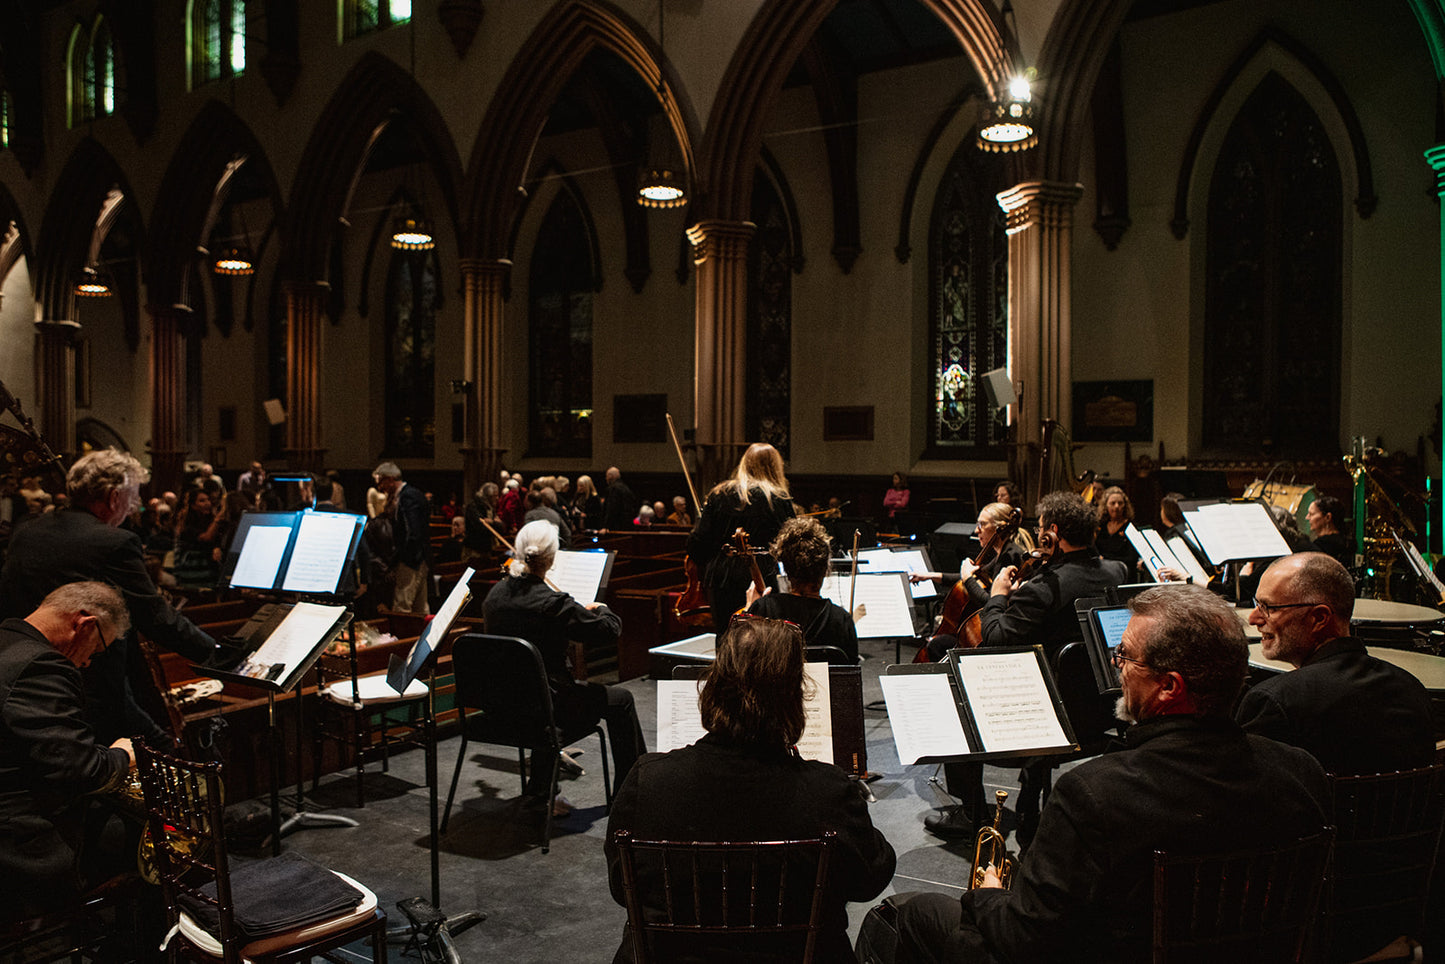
[996,181,1085,235]
[686,220,756,264]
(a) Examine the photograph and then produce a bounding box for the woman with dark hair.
[171,488,222,588]
[746,516,858,661]
[603,617,895,963]
[1306,494,1355,569]
[686,442,796,634]
[883,471,910,520]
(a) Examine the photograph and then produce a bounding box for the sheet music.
[857,547,937,599]
[1165,535,1211,583]
[390,566,475,693]
[229,524,292,589]
[1184,502,1291,565]
[1396,533,1445,599]
[656,679,708,752]
[548,549,611,603]
[281,511,362,593]
[798,662,833,764]
[1127,523,1171,580]
[954,651,1069,753]
[243,602,346,680]
[820,572,915,638]
[879,673,972,763]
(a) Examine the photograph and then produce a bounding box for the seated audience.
[605,616,895,962]
[746,515,859,662]
[482,520,644,813]
[893,584,1329,964]
[0,581,135,924]
[664,495,692,527]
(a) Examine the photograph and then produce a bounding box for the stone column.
[685,219,755,490]
[459,259,511,500]
[147,305,190,494]
[996,180,1084,505]
[283,281,329,472]
[33,318,79,460]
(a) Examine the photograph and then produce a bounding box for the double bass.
[666,413,714,627]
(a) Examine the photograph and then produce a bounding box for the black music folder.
[197,601,350,693]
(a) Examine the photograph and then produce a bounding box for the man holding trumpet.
[889,584,1330,963]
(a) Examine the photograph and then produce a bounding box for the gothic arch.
[147,100,281,308]
[699,0,1006,225]
[1170,28,1376,240]
[284,51,464,283]
[463,0,701,261]
[0,179,34,291]
[1029,0,1132,185]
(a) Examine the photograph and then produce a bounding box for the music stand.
[385,570,485,950]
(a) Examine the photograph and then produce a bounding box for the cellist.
[685,443,796,636]
[911,501,1030,660]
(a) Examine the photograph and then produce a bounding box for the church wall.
[0,258,35,412]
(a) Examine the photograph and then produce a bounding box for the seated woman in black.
[481,519,646,812]
[604,617,896,963]
[745,515,859,662]
[913,501,1030,660]
[1094,485,1139,571]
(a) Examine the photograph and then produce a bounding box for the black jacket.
[979,547,1128,655]
[604,733,895,962]
[686,486,797,633]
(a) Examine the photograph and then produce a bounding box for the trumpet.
[969,789,1019,890]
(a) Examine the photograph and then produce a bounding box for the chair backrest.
[1151,828,1334,964]
[803,645,854,666]
[1325,764,1445,956]
[612,830,834,964]
[450,633,559,751]
[134,743,239,963]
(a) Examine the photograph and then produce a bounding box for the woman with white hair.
[481,520,646,811]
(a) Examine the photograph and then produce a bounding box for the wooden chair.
[1325,764,1445,964]
[0,871,145,963]
[135,743,388,963]
[611,830,835,963]
[1151,828,1335,963]
[441,633,612,853]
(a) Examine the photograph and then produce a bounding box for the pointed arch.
[284,51,464,283]
[0,179,34,291]
[1171,28,1376,240]
[147,100,281,308]
[1028,0,1131,185]
[463,0,701,261]
[698,0,1004,224]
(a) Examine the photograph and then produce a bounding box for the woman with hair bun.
[746,515,858,661]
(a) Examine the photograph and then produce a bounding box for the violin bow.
[848,528,861,619]
[479,516,561,592]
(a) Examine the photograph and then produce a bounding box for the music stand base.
[389,896,485,960]
[279,811,359,837]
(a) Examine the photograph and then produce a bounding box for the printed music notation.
[879,673,972,764]
[952,651,1069,753]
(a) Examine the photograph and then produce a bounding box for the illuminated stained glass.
[529,190,594,459]
[385,248,438,457]
[926,147,1008,456]
[747,174,792,459]
[347,0,408,37]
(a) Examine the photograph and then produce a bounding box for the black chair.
[1324,764,1445,963]
[803,645,856,666]
[0,871,145,963]
[611,830,834,964]
[135,743,388,964]
[1151,828,1334,963]
[441,632,612,853]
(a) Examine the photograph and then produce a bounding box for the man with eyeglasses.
[890,584,1329,964]
[0,581,136,924]
[1236,552,1433,777]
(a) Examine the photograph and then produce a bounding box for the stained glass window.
[528,190,594,459]
[80,20,115,122]
[1202,72,1341,456]
[925,146,1008,457]
[344,0,409,39]
[746,173,792,459]
[191,0,245,86]
[384,248,439,457]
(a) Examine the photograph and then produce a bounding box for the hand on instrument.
[979,865,1004,889]
[959,559,981,581]
[745,583,771,609]
[990,566,1018,598]
[111,737,136,769]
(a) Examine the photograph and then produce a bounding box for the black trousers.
[527,682,645,796]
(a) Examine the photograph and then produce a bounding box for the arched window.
[746,171,793,459]
[925,145,1009,457]
[1202,72,1341,456]
[189,0,247,87]
[528,189,595,459]
[0,90,9,150]
[341,0,412,39]
[69,18,117,126]
[384,247,439,457]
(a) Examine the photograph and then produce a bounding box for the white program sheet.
[547,549,611,603]
[820,572,915,638]
[282,511,362,593]
[879,673,972,763]
[229,524,292,589]
[245,602,347,681]
[953,650,1069,753]
[857,547,937,600]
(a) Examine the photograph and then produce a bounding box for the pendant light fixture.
[391,15,435,249]
[637,0,686,208]
[977,2,1037,153]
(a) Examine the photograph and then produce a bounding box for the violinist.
[745,516,859,662]
[913,502,1031,661]
[686,443,796,636]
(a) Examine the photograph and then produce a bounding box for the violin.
[722,527,768,609]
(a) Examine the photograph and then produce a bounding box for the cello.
[914,508,1038,660]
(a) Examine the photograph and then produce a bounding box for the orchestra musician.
[912,501,1032,661]
[744,516,859,662]
[685,443,796,636]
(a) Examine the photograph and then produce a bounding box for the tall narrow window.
[82,20,115,121]
[189,0,247,86]
[746,172,793,459]
[925,146,1009,457]
[384,248,439,457]
[0,90,9,149]
[528,190,595,459]
[1202,72,1341,456]
[342,0,410,39]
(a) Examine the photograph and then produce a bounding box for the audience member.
[463,482,500,565]
[883,471,910,520]
[664,495,692,527]
[574,475,604,531]
[0,581,136,925]
[634,504,655,528]
[373,462,431,615]
[524,486,572,548]
[892,584,1329,964]
[605,616,894,962]
[603,466,640,532]
[190,462,223,500]
[498,477,525,534]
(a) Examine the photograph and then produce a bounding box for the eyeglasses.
[728,611,803,637]
[1110,644,1150,670]
[1252,598,1323,616]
